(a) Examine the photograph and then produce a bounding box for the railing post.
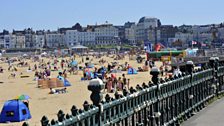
[41,116,49,126]
[150,67,161,126]
[214,57,219,96]
[57,110,65,122]
[88,78,105,126]
[22,122,29,126]
[186,61,194,117]
[210,57,218,96]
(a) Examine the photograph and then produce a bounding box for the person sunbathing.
[8,72,16,79]
[49,88,56,94]
[50,88,67,94]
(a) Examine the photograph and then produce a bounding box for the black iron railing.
[22,57,224,126]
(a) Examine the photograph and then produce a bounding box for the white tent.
[71,45,88,49]
[71,43,88,53]
[41,52,47,55]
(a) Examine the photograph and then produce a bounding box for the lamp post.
[150,67,161,126]
[186,61,194,116]
[88,78,105,126]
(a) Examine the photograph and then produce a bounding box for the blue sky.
[0,0,223,31]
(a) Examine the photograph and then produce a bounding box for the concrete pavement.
[182,98,224,126]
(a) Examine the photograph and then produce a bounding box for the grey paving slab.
[182,98,224,126]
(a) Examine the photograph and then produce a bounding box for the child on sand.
[122,74,127,90]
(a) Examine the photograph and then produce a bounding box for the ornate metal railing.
[22,57,224,126]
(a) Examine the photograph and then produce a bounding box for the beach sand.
[0,55,162,126]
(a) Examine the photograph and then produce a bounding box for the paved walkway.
[182,98,224,126]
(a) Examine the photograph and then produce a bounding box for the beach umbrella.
[42,52,47,55]
[16,94,30,100]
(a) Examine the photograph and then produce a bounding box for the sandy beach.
[0,54,163,126]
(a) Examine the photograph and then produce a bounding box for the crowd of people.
[1,52,178,95]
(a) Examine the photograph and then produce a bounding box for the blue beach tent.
[0,100,31,123]
[64,79,71,87]
[127,68,138,75]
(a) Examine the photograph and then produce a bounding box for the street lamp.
[150,67,161,125]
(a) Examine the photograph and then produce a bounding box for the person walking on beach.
[44,68,51,78]
[61,60,64,70]
[122,74,127,90]
[117,77,123,91]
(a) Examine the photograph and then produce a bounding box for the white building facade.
[65,30,96,46]
[78,31,95,45]
[65,30,79,46]
[15,35,26,48]
[45,32,64,48]
[32,35,45,48]
[95,24,119,45]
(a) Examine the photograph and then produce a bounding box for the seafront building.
[45,31,64,48]
[94,24,119,45]
[0,17,224,49]
[65,30,96,46]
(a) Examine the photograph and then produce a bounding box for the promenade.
[182,97,224,126]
